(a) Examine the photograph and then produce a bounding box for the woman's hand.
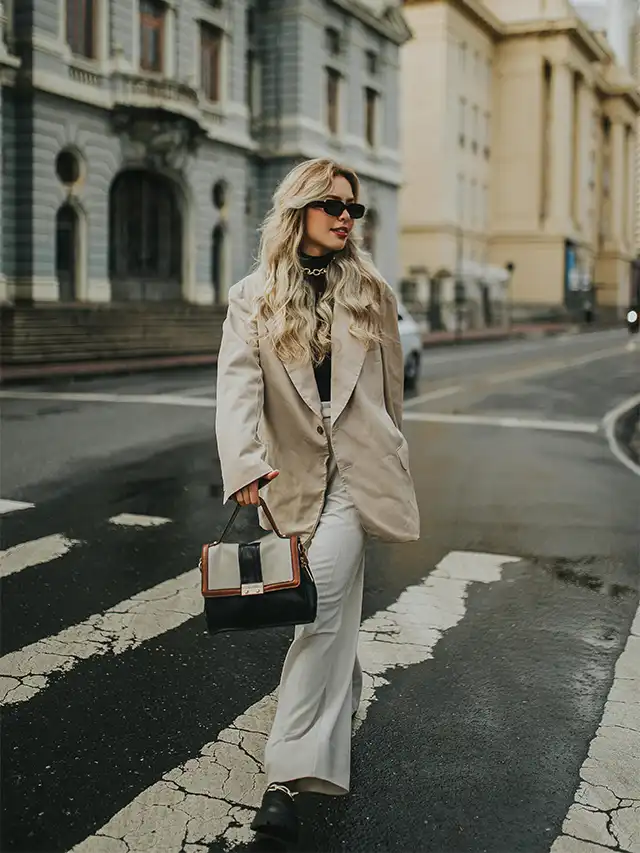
[232,470,280,506]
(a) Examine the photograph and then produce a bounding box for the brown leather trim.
[201,536,303,598]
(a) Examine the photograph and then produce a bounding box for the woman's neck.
[299,249,335,271]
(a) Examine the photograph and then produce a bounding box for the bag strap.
[214,498,288,544]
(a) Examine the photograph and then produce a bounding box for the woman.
[215,157,420,843]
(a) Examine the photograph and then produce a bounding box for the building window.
[472,105,478,152]
[326,68,340,135]
[365,50,378,75]
[362,209,377,259]
[139,0,165,73]
[211,224,226,304]
[459,42,467,73]
[459,97,466,146]
[326,27,341,56]
[246,5,261,119]
[201,23,222,102]
[56,204,80,302]
[365,88,377,147]
[66,0,96,59]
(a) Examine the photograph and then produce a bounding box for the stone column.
[609,119,626,247]
[626,124,636,252]
[548,61,573,232]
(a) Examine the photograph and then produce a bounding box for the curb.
[603,394,640,477]
[0,353,218,385]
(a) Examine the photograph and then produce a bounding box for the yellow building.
[400,0,640,328]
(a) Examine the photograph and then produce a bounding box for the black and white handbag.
[199,499,317,634]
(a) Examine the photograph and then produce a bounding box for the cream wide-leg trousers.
[264,402,366,796]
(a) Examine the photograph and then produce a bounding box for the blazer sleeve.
[215,281,274,503]
[381,286,405,433]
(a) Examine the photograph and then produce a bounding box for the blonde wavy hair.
[255,158,387,365]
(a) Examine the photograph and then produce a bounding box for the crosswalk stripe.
[550,604,640,853]
[0,498,35,515]
[108,513,172,527]
[0,534,80,579]
[71,551,520,853]
[0,566,201,706]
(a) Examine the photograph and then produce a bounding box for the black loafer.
[251,783,299,844]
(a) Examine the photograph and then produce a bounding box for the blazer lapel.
[264,315,322,417]
[331,302,367,425]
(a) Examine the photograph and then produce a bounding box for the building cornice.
[501,17,608,63]
[594,62,640,114]
[404,0,502,37]
[328,0,413,45]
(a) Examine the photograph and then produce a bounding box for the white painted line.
[487,346,628,385]
[0,391,216,408]
[179,385,216,398]
[108,513,172,528]
[0,534,80,580]
[403,385,464,409]
[550,604,640,853]
[71,550,520,853]
[0,566,202,706]
[404,411,600,434]
[420,330,623,367]
[0,499,35,516]
[602,392,640,478]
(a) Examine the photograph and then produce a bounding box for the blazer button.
[317,425,324,435]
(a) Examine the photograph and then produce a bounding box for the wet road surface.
[1,328,639,853]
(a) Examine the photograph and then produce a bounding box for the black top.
[300,251,334,403]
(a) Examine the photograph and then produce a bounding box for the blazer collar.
[264,303,367,423]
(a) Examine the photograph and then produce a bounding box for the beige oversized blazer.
[215,269,420,544]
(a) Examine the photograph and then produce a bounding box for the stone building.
[0,0,410,368]
[400,0,640,330]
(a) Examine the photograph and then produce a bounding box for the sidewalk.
[0,321,604,384]
[420,321,577,348]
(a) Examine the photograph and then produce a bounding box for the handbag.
[199,498,317,634]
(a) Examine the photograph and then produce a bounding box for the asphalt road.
[1,328,638,853]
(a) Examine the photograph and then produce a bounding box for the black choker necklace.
[299,251,335,277]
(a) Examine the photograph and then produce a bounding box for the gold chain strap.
[301,267,328,276]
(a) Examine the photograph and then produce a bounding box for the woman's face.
[301,175,356,256]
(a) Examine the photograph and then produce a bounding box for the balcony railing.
[111,72,199,111]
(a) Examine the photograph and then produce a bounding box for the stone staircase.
[0,303,228,366]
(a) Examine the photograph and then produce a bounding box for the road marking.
[179,385,216,398]
[108,513,172,528]
[602,392,640,478]
[550,604,640,853]
[0,565,201,706]
[0,534,80,580]
[487,346,628,385]
[404,412,600,434]
[404,385,464,409]
[0,498,35,515]
[71,550,520,853]
[420,330,623,366]
[0,390,216,408]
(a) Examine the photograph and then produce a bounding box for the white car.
[397,300,422,389]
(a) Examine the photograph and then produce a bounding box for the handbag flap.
[201,534,301,597]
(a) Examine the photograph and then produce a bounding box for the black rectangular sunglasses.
[308,199,366,219]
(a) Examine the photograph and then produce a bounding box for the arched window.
[211,224,226,304]
[55,204,80,302]
[109,170,182,300]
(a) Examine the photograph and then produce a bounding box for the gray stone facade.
[0,0,411,308]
